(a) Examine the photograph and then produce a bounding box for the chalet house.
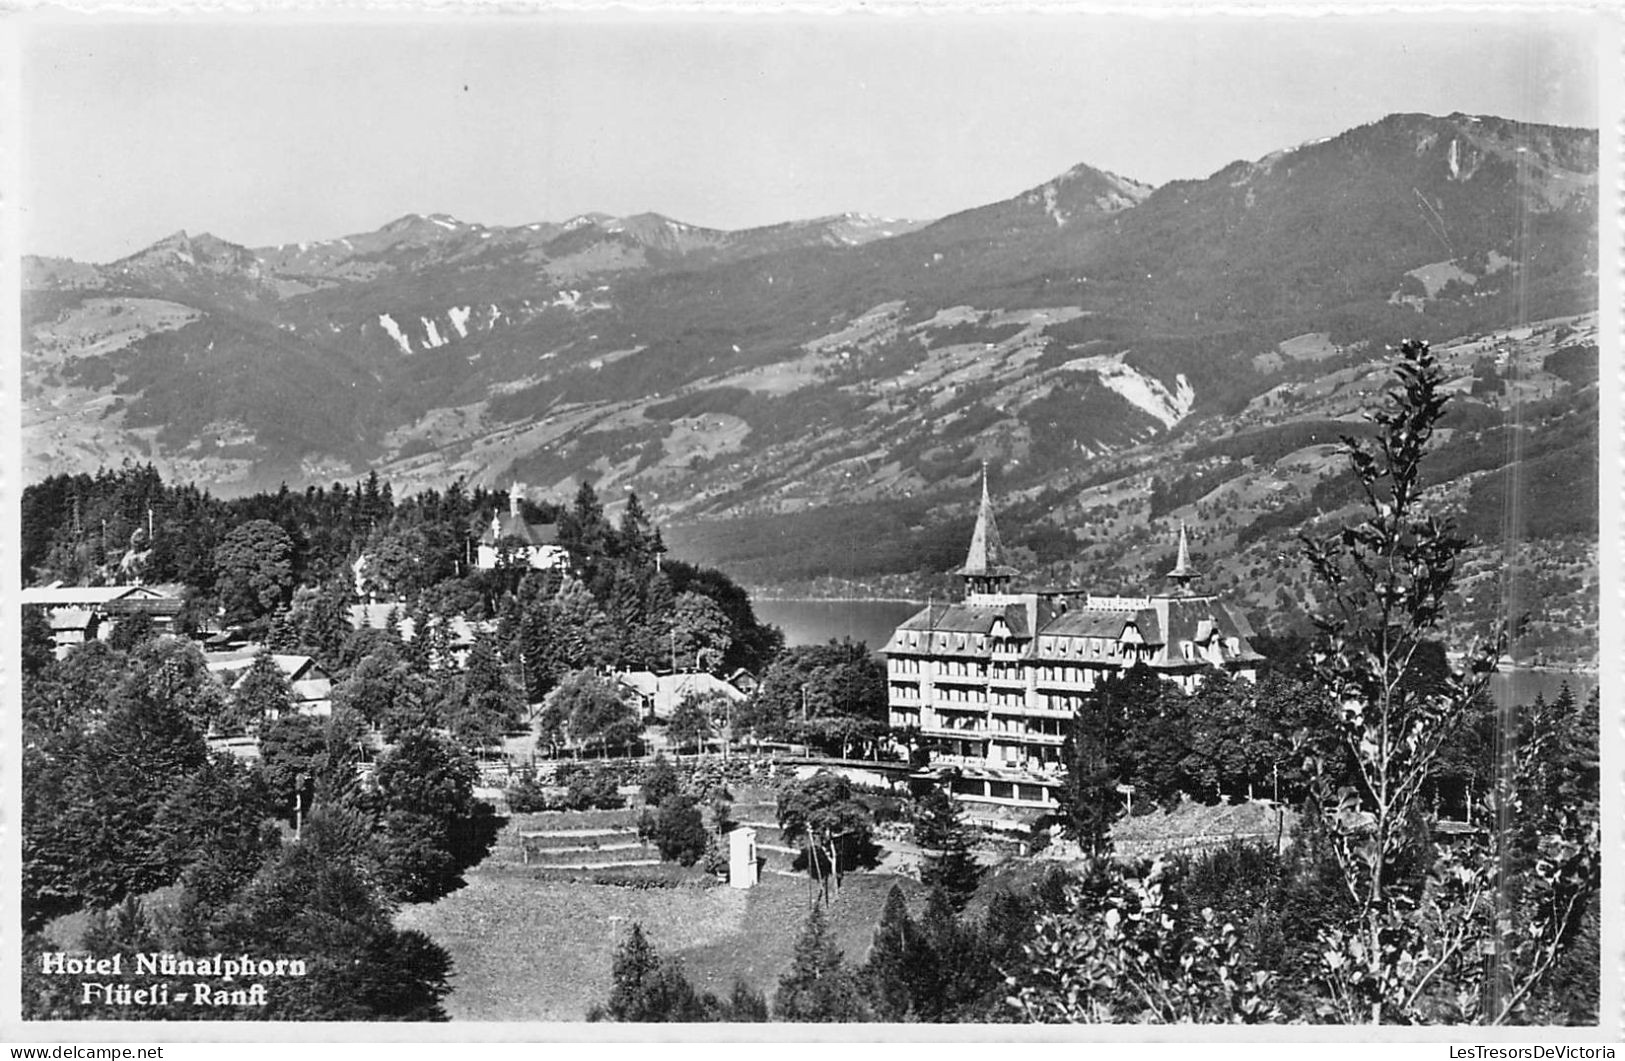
[724,668,761,697]
[616,670,747,720]
[474,483,570,572]
[206,653,334,717]
[21,583,183,658]
[882,471,1263,815]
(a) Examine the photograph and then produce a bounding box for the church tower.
[1165,521,1199,596]
[956,463,1019,598]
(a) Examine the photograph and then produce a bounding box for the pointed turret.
[955,463,1019,597]
[1166,522,1198,594]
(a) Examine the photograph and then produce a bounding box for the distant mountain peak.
[563,212,617,232]
[1013,162,1153,228]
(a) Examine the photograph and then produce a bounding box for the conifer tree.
[451,633,523,751]
[860,885,919,1021]
[913,784,982,909]
[912,886,984,1020]
[590,923,713,1022]
[21,605,55,677]
[774,903,867,1022]
[230,648,295,733]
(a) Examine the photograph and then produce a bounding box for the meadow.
[394,856,914,1021]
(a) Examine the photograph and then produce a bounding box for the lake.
[752,597,1595,709]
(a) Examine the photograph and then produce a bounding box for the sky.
[19,12,1603,262]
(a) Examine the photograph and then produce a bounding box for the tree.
[750,640,889,756]
[773,903,867,1022]
[285,581,352,670]
[668,691,726,753]
[1300,341,1598,1024]
[617,491,661,569]
[154,754,281,913]
[450,633,524,752]
[332,651,405,729]
[860,885,921,1021]
[208,808,454,1020]
[776,770,880,901]
[1007,858,1281,1023]
[214,519,296,623]
[1118,667,1193,807]
[640,753,680,808]
[43,668,211,912]
[21,605,55,677]
[912,785,982,909]
[671,591,733,672]
[588,923,714,1022]
[1183,669,1276,800]
[565,764,624,810]
[106,610,157,652]
[911,887,989,1020]
[227,648,295,734]
[544,576,618,674]
[1053,671,1139,855]
[370,732,497,903]
[653,794,708,867]
[256,713,327,822]
[361,525,434,601]
[120,636,230,735]
[549,670,641,755]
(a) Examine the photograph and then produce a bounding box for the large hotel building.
[882,472,1264,813]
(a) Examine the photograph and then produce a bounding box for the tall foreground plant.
[1300,340,1598,1023]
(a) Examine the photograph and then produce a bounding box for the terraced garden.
[395,798,919,1021]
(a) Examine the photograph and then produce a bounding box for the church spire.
[956,462,1017,597]
[1166,521,1198,593]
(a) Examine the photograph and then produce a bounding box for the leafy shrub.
[640,754,681,807]
[566,766,624,811]
[504,770,556,812]
[653,794,708,866]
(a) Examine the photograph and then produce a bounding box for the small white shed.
[728,826,759,889]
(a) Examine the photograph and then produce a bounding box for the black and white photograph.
[5,7,1617,1039]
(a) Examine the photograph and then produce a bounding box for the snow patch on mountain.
[448,305,472,339]
[378,313,412,354]
[1043,185,1066,227]
[1060,352,1195,428]
[422,317,447,348]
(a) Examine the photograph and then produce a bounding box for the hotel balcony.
[1032,676,1102,693]
[989,703,1076,721]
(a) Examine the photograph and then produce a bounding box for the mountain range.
[22,111,1600,657]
